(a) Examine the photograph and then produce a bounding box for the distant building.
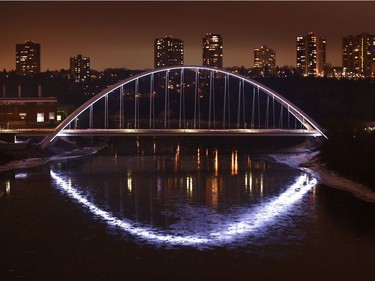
[342,32,375,77]
[254,45,276,77]
[202,33,223,68]
[154,36,184,68]
[296,32,326,77]
[70,54,91,83]
[0,97,58,128]
[16,40,41,75]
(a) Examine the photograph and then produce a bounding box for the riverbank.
[0,143,108,174]
[268,139,375,204]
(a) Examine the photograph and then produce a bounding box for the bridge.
[33,66,326,149]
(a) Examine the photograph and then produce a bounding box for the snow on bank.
[0,144,107,174]
[269,140,375,204]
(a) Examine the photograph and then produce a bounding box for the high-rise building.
[154,36,184,68]
[254,45,276,77]
[16,40,41,75]
[202,33,223,68]
[342,32,375,77]
[296,32,326,77]
[70,54,90,83]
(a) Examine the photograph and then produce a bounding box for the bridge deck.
[1,128,322,137]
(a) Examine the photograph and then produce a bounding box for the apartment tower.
[296,32,326,77]
[202,33,223,68]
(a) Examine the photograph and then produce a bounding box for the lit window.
[37,113,44,122]
[49,112,55,120]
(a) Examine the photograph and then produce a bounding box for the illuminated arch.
[40,66,326,149]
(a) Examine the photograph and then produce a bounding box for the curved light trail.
[50,170,317,247]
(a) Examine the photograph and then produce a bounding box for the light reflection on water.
[50,170,316,247]
[49,141,318,248]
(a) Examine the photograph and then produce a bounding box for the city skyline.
[0,1,374,71]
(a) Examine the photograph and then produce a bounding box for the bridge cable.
[279,103,283,128]
[237,79,241,129]
[135,79,139,129]
[213,72,216,129]
[251,87,255,129]
[265,95,269,129]
[194,69,198,129]
[149,73,154,129]
[105,94,108,129]
[164,71,169,129]
[120,86,124,129]
[272,94,275,129]
[89,105,93,129]
[242,79,246,129]
[179,69,183,129]
[209,71,213,129]
[223,74,227,128]
[257,86,260,129]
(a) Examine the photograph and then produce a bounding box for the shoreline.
[0,143,108,175]
[268,139,375,204]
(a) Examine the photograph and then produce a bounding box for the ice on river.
[269,140,375,203]
[0,145,105,174]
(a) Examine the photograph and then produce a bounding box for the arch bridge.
[40,66,326,149]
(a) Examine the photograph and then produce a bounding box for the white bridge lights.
[40,66,327,150]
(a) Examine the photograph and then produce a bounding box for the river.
[0,137,374,280]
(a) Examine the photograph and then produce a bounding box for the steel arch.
[40,66,326,149]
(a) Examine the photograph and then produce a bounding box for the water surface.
[0,138,374,280]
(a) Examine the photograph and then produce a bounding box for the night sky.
[0,1,374,71]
